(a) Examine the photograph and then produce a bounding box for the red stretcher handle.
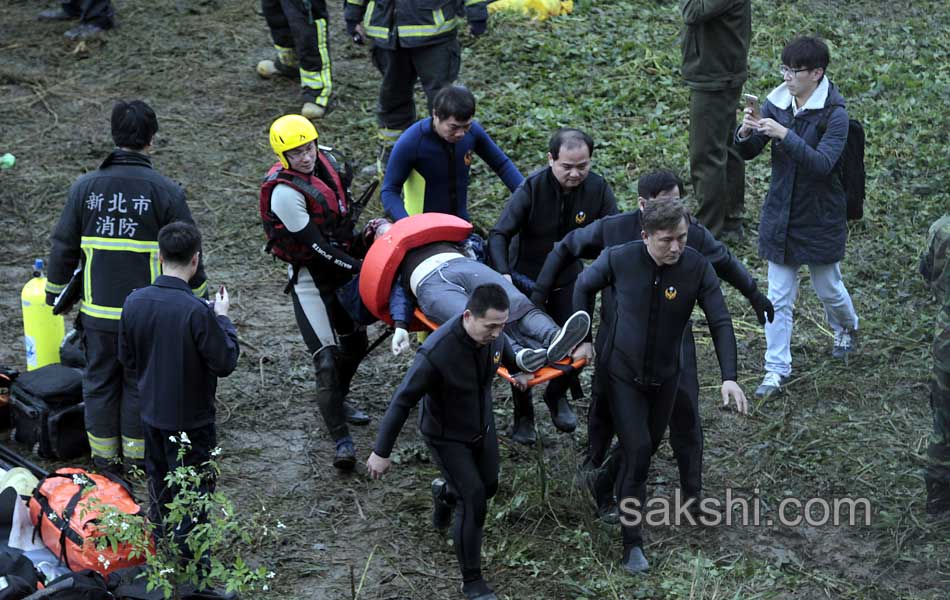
[413,309,586,388]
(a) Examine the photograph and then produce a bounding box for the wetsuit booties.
[461,579,497,600]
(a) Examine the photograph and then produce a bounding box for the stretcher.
[358,213,585,388]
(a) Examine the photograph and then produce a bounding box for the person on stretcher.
[366,219,592,372]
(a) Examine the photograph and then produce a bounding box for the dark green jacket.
[344,0,488,50]
[680,0,751,90]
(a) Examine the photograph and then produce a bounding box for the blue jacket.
[118,276,240,431]
[381,118,523,222]
[736,79,849,265]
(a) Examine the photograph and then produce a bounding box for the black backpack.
[817,107,866,220]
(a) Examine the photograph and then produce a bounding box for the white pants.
[764,261,859,377]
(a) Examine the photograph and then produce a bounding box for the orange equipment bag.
[359,213,473,327]
[29,467,149,576]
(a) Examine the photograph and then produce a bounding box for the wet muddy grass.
[1,0,948,598]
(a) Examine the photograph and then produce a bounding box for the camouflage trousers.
[926,366,950,513]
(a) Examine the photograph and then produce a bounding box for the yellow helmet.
[269,114,318,169]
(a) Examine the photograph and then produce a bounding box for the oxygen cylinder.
[21,259,65,370]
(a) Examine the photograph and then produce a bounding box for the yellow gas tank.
[21,259,65,370]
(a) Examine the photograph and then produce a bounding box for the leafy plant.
[91,436,274,598]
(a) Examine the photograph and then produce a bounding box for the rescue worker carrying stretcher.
[573,198,750,575]
[259,114,370,471]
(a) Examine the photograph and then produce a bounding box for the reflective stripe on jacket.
[345,0,489,50]
[47,150,207,331]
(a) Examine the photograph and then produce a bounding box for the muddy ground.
[1,0,948,599]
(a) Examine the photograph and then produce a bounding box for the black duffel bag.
[10,365,88,459]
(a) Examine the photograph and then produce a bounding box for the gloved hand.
[470,20,487,36]
[749,290,775,325]
[392,327,410,355]
[529,289,548,308]
[45,292,57,307]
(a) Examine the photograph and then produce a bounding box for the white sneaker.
[832,329,857,361]
[516,348,547,373]
[754,372,788,398]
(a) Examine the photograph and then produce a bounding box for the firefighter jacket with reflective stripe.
[344,0,489,50]
[47,150,207,332]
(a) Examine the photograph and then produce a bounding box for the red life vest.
[259,152,351,264]
[359,213,473,324]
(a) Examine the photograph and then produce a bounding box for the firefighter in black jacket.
[46,100,207,474]
[367,284,529,600]
[344,0,490,172]
[488,128,618,444]
[260,114,369,471]
[574,199,749,575]
[533,170,772,520]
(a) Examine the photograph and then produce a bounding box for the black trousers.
[61,0,115,27]
[427,432,500,583]
[587,326,703,497]
[609,374,679,549]
[143,422,216,555]
[81,324,144,462]
[261,0,333,106]
[290,267,367,442]
[371,38,461,145]
[512,281,579,418]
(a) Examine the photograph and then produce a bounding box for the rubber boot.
[510,389,536,445]
[313,349,351,469]
[338,330,370,425]
[544,391,577,433]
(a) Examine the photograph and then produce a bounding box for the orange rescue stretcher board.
[413,310,586,388]
[357,213,586,388]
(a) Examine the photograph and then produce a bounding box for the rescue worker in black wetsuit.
[367,284,530,600]
[573,198,749,575]
[534,170,773,520]
[488,128,618,444]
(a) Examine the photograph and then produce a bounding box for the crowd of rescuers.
[256,80,772,598]
[44,28,870,599]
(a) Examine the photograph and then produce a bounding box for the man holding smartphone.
[681,0,751,238]
[735,36,859,398]
[118,222,240,545]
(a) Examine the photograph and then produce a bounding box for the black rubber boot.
[343,402,370,425]
[510,389,536,445]
[544,393,577,433]
[461,579,497,600]
[313,350,350,468]
[333,437,356,471]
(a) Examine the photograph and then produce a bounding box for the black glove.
[470,20,487,36]
[749,290,774,325]
[529,289,547,308]
[45,292,57,307]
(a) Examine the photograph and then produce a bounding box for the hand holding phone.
[743,93,760,119]
[214,285,230,316]
[738,93,760,138]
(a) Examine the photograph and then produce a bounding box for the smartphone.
[742,94,760,119]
